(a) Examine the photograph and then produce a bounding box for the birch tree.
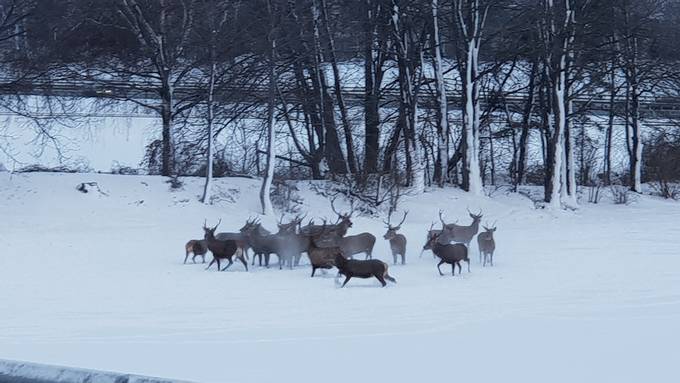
[260,0,279,215]
[451,0,489,195]
[431,0,449,187]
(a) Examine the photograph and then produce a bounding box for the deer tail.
[382,262,397,284]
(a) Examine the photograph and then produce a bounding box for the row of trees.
[3,0,680,211]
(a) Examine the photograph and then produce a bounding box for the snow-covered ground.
[1,172,679,383]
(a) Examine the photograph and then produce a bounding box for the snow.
[1,172,679,383]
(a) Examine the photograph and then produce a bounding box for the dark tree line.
[3,0,680,208]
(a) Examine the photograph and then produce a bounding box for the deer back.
[339,232,376,254]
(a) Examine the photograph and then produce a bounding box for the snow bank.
[0,359,191,383]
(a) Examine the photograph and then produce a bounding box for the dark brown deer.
[440,208,483,248]
[426,224,470,276]
[383,211,408,265]
[334,254,397,287]
[203,220,248,271]
[216,222,256,262]
[477,222,497,267]
[184,239,208,264]
[304,231,343,277]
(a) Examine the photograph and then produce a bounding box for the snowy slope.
[0,173,679,383]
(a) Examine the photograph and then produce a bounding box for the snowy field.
[1,172,679,383]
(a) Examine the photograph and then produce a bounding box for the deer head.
[467,208,483,222]
[482,221,497,233]
[383,211,408,240]
[330,196,354,228]
[240,217,260,234]
[422,222,439,250]
[203,219,222,240]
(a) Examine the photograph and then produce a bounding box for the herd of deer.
[184,198,497,287]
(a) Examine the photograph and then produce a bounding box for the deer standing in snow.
[203,219,248,271]
[439,208,483,248]
[383,211,408,265]
[477,222,497,267]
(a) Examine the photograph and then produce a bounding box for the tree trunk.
[432,0,449,187]
[318,0,357,174]
[201,61,217,204]
[261,3,277,215]
[160,79,174,177]
[515,59,538,189]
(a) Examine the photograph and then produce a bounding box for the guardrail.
[0,359,193,383]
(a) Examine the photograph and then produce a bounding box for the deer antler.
[330,197,341,216]
[438,210,446,226]
[203,219,208,229]
[212,218,222,230]
[348,198,356,217]
[395,210,408,229]
[383,210,393,228]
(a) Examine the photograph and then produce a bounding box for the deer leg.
[452,263,456,276]
[202,254,206,264]
[393,253,397,265]
[437,261,445,276]
[401,253,406,265]
[341,275,352,288]
[192,254,198,264]
[311,266,317,277]
[490,253,494,267]
[239,254,248,271]
[215,258,221,271]
[206,258,215,270]
[184,252,190,264]
[375,274,387,287]
[221,258,234,271]
[466,259,471,273]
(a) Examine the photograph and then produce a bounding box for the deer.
[426,223,470,276]
[203,219,248,271]
[439,208,483,248]
[275,214,309,268]
[334,254,397,288]
[240,218,282,268]
[184,239,208,264]
[383,210,408,265]
[216,226,255,262]
[477,222,497,267]
[303,226,344,277]
[299,197,354,239]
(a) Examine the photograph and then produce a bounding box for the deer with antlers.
[477,222,497,267]
[299,197,354,238]
[425,223,470,276]
[439,208,483,248]
[383,211,408,265]
[240,217,283,268]
[276,213,309,267]
[203,219,248,271]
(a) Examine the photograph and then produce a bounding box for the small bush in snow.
[166,175,184,190]
[271,180,303,213]
[111,161,140,175]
